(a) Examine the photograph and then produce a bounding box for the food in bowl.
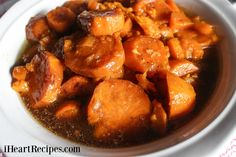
[11,0,219,147]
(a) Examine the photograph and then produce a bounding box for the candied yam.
[55,100,80,120]
[158,72,196,120]
[123,36,169,73]
[12,66,28,81]
[150,100,167,135]
[12,80,29,93]
[169,12,193,31]
[169,59,199,77]
[60,76,93,98]
[88,79,151,140]
[26,15,51,42]
[27,52,64,108]
[64,35,125,79]
[78,9,125,36]
[167,38,184,59]
[47,7,76,33]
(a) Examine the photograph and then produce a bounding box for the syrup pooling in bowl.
[11,0,219,147]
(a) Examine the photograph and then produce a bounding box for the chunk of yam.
[60,76,92,98]
[12,66,28,80]
[55,100,80,120]
[78,9,124,36]
[27,52,64,108]
[64,35,125,79]
[169,59,199,77]
[88,79,151,140]
[167,38,184,59]
[123,36,169,73]
[47,7,76,33]
[150,100,167,135]
[169,12,193,31]
[26,15,51,42]
[159,72,196,120]
[12,80,29,93]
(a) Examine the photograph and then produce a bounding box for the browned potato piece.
[134,16,160,38]
[180,38,204,60]
[64,35,125,79]
[12,66,28,80]
[47,7,76,33]
[123,36,169,73]
[120,17,133,37]
[63,0,87,15]
[26,15,51,42]
[12,80,29,93]
[194,21,213,35]
[55,100,80,120]
[150,100,167,135]
[169,12,193,31]
[27,52,64,108]
[167,38,184,59]
[133,0,172,23]
[169,59,199,77]
[158,72,196,120]
[88,79,151,140]
[60,76,93,98]
[78,9,125,36]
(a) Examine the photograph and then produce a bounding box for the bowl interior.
[0,0,236,156]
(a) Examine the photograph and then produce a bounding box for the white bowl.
[0,0,236,156]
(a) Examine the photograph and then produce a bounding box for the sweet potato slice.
[12,66,28,81]
[27,52,64,108]
[64,35,125,79]
[167,38,184,59]
[55,100,80,120]
[169,59,199,77]
[47,7,76,33]
[180,38,204,60]
[169,12,193,31]
[87,79,151,140]
[63,0,87,15]
[60,76,93,98]
[150,100,167,135]
[158,72,196,120]
[123,36,169,73]
[26,15,51,42]
[78,9,125,36]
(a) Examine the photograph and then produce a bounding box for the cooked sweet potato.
[169,59,199,77]
[180,38,204,60]
[78,9,125,36]
[26,15,51,42]
[158,72,196,120]
[12,66,28,81]
[63,0,87,15]
[12,80,29,93]
[47,7,76,33]
[87,79,151,140]
[167,38,184,59]
[123,36,169,73]
[60,76,93,98]
[166,0,180,12]
[120,17,133,37]
[150,100,167,135]
[169,12,193,31]
[64,35,125,79]
[55,100,80,120]
[194,21,213,35]
[27,52,64,108]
